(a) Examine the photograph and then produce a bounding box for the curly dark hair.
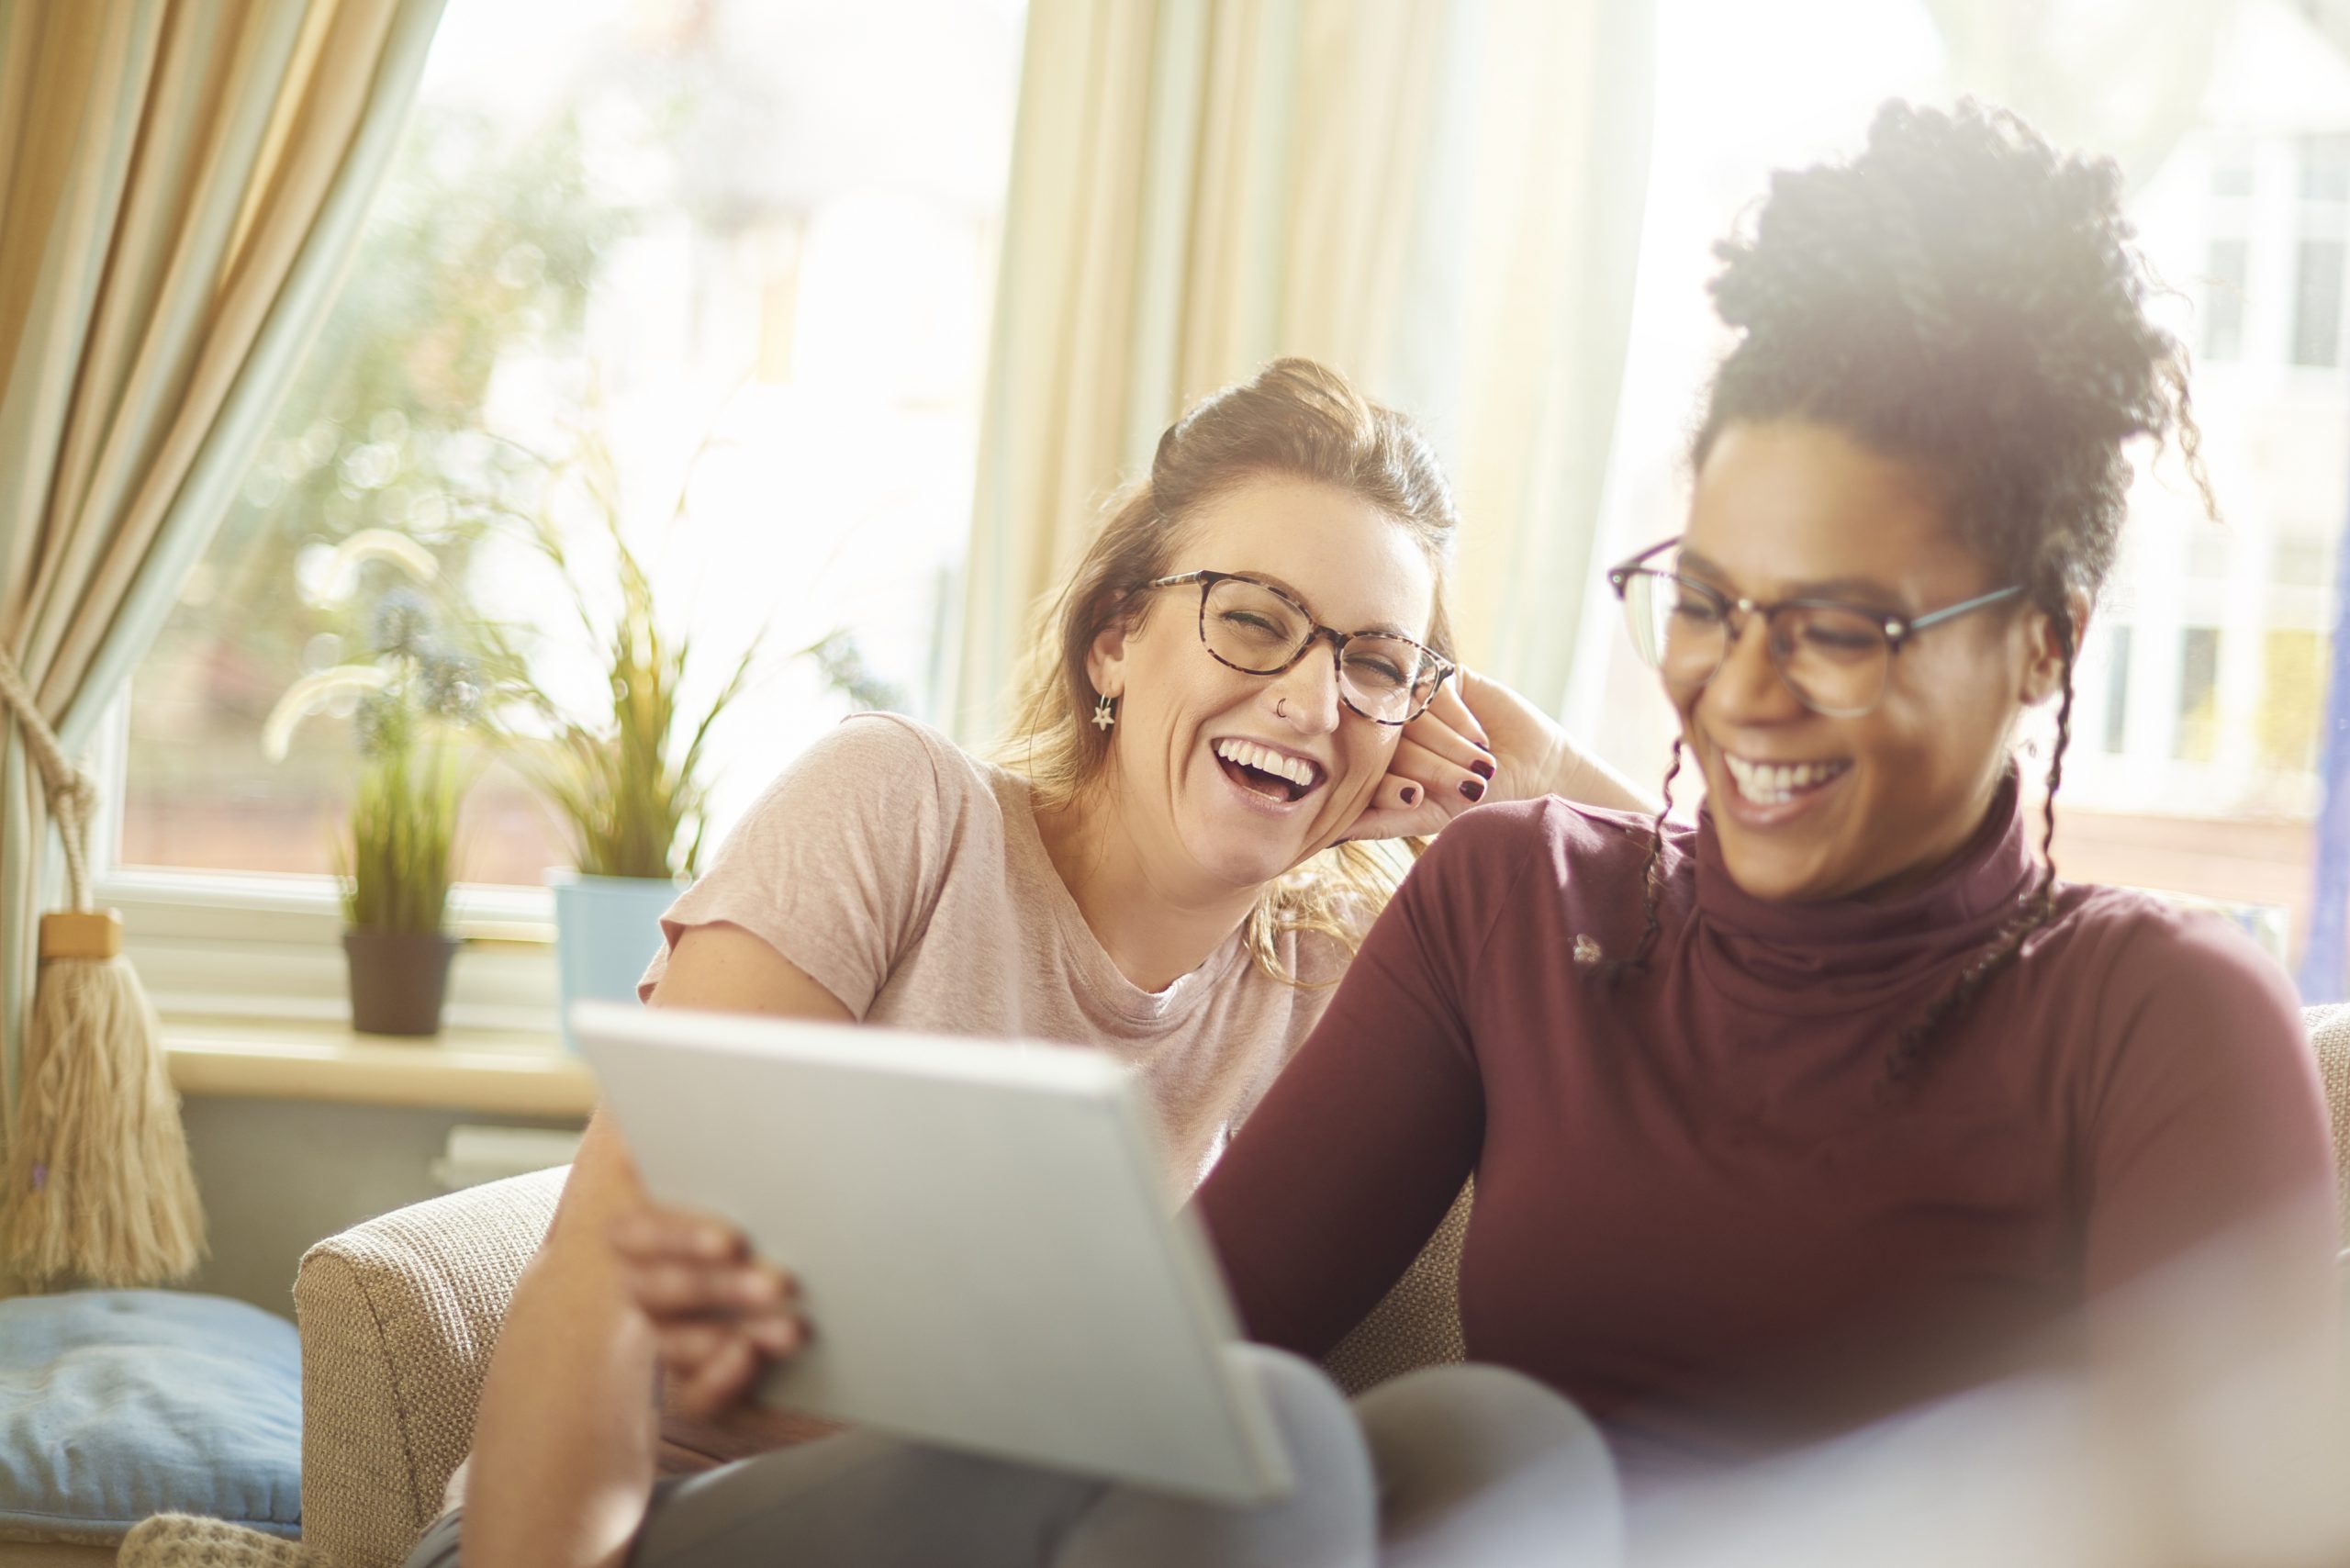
[1610,100,2214,1086]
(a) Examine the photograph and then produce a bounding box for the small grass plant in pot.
[488,438,758,1050]
[264,531,487,1036]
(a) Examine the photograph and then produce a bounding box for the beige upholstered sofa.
[113,1006,2350,1568]
[285,1170,1472,1568]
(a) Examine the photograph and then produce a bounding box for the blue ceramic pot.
[548,870,682,1051]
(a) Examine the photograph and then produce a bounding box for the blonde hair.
[994,357,1459,984]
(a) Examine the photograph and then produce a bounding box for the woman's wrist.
[1536,736,1657,815]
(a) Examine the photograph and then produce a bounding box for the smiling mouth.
[1722,751,1851,807]
[1213,738,1325,804]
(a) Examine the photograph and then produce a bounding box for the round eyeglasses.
[1146,570,1455,725]
[1606,540,2023,719]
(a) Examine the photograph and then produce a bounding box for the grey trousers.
[408,1350,1621,1568]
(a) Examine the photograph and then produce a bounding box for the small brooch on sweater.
[1572,934,1605,966]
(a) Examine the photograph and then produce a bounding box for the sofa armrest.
[293,1165,566,1568]
[2308,1004,2350,1249]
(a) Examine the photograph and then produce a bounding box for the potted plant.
[487,439,759,1050]
[264,531,487,1036]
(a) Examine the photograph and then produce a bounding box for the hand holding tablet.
[608,1204,802,1419]
[572,999,1295,1504]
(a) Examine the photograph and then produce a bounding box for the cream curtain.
[0,0,446,1119]
[952,0,1655,744]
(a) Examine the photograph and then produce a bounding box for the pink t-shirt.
[638,713,1349,1189]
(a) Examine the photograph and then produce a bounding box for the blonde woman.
[438,360,1645,1568]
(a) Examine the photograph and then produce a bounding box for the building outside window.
[2293,134,2348,367]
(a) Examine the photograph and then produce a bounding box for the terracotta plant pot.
[342,928,461,1036]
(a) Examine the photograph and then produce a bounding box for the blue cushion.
[0,1290,300,1540]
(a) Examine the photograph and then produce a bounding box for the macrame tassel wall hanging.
[0,650,203,1287]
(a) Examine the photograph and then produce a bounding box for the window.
[2187,526,2233,582]
[2205,237,2249,360]
[93,0,2350,1002]
[2275,538,2329,588]
[2292,238,2345,367]
[2205,150,2255,363]
[2294,137,2350,368]
[113,0,1025,905]
[2176,628,2221,765]
[2102,626,2133,756]
[2305,134,2350,203]
[1573,0,2350,991]
[2261,628,2326,773]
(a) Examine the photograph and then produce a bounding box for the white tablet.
[570,1000,1294,1504]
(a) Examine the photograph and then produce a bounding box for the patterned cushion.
[116,1513,323,1566]
[0,1291,299,1546]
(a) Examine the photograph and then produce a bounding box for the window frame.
[90,691,563,1031]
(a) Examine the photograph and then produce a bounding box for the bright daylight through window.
[111,0,2350,1000]
[116,0,1023,894]
[1567,0,2350,999]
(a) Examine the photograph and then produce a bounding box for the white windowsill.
[164,1015,597,1118]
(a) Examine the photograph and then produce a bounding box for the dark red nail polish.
[1459,778,1485,803]
[1470,757,1495,780]
[1401,785,1420,806]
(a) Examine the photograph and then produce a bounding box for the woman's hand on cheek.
[1338,668,1623,843]
[610,1204,806,1421]
[1339,679,1502,843]
[1450,667,1657,813]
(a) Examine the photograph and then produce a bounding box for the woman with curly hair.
[1200,98,2337,1551]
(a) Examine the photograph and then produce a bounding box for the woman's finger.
[1370,772,1427,814]
[744,1309,805,1358]
[624,1257,793,1320]
[658,1303,801,1364]
[677,1334,764,1421]
[624,1259,732,1317]
[1385,736,1491,809]
[656,1319,733,1374]
[1418,676,1494,754]
[1340,772,1453,846]
[610,1209,746,1265]
[1399,695,1496,778]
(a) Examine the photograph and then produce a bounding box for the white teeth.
[1214,739,1319,791]
[1722,753,1846,804]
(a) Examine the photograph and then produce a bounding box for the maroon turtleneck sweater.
[1196,780,2336,1481]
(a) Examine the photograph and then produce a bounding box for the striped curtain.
[0,0,447,1150]
[952,0,1656,745]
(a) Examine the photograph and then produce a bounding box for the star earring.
[1091,693,1116,732]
